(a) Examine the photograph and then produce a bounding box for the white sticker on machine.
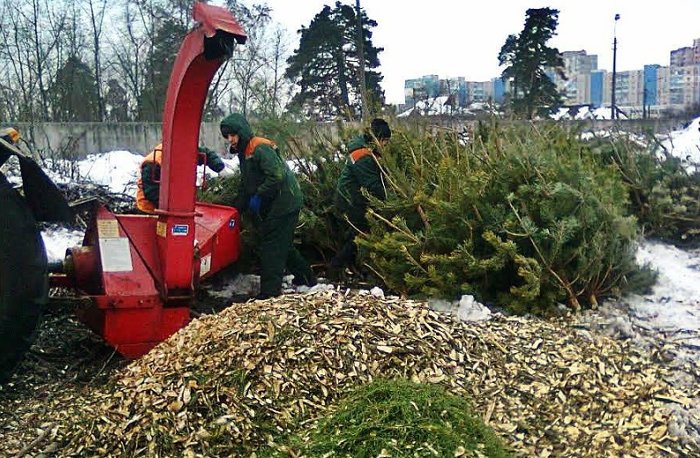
[98,237,133,272]
[200,253,212,277]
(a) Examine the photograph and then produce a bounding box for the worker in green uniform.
[330,118,392,272]
[136,143,229,214]
[219,113,315,299]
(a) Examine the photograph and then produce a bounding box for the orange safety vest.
[244,136,277,158]
[135,144,163,214]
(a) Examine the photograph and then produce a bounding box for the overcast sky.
[254,0,700,105]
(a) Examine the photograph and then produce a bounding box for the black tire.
[0,174,48,382]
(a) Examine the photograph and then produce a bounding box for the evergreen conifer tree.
[50,56,101,121]
[498,8,564,119]
[137,17,188,121]
[285,1,384,119]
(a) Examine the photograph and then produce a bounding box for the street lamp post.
[611,13,620,120]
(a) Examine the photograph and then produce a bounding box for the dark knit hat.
[370,118,391,140]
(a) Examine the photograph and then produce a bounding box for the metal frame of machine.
[50,3,248,358]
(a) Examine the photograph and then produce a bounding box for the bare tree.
[215,1,293,117]
[0,0,292,123]
[253,27,292,116]
[28,0,70,119]
[85,0,109,121]
[0,0,69,122]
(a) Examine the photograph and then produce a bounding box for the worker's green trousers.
[258,209,314,297]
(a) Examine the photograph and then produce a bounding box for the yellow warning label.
[156,221,167,238]
[97,219,120,238]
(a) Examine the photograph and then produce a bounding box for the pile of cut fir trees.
[205,118,700,315]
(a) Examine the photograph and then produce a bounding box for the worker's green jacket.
[335,135,386,222]
[220,113,302,218]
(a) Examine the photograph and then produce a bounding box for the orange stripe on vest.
[349,147,372,163]
[244,137,277,158]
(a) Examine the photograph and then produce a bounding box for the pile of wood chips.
[3,290,699,457]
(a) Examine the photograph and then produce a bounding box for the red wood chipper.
[0,2,247,377]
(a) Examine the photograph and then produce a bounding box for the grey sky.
[254,0,700,104]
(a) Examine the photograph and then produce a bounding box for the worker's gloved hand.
[218,163,235,177]
[248,194,262,215]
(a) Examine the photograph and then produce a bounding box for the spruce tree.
[137,17,188,121]
[498,8,564,119]
[50,56,101,121]
[285,1,384,120]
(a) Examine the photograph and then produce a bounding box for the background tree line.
[0,0,386,124]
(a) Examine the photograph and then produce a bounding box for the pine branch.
[366,209,420,244]
[507,197,580,310]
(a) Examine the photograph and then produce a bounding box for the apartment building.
[552,51,599,104]
[404,75,440,106]
[402,39,700,115]
[604,70,644,106]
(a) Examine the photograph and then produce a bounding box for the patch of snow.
[658,117,700,173]
[304,283,337,294]
[629,241,700,333]
[574,105,593,120]
[551,107,570,120]
[73,150,143,195]
[282,274,295,289]
[207,274,260,299]
[428,295,492,322]
[427,298,453,313]
[550,105,627,121]
[370,286,384,299]
[456,295,492,322]
[582,240,700,362]
[41,226,84,263]
[397,97,501,118]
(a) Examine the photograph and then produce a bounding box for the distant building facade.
[402,38,700,116]
[402,75,506,112]
[552,50,599,104]
[404,75,440,107]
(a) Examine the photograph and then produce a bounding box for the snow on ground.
[428,295,493,322]
[579,239,700,446]
[74,150,143,195]
[397,97,500,118]
[581,240,700,361]
[48,150,239,195]
[551,104,628,121]
[630,241,700,335]
[659,117,700,172]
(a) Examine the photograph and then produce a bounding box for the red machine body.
[50,3,247,358]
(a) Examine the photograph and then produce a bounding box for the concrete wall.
[12,122,228,158]
[399,117,692,135]
[9,118,692,159]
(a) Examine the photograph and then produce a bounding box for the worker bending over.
[219,113,315,299]
[330,118,392,273]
